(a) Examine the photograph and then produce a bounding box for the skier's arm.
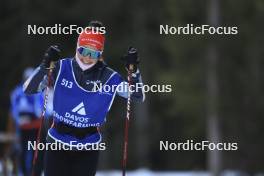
[23,63,59,94]
[117,47,145,102]
[10,89,19,124]
[23,45,61,94]
[116,69,145,102]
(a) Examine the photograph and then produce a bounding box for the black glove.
[121,46,140,72]
[42,45,61,68]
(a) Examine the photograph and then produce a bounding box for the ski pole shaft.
[122,64,134,176]
[32,61,55,176]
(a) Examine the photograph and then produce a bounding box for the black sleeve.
[23,62,60,94]
[116,69,145,102]
[130,70,145,102]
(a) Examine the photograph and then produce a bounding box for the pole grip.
[128,64,134,72]
[50,61,55,70]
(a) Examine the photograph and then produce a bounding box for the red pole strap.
[122,65,133,176]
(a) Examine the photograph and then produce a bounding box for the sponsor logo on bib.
[72,102,86,115]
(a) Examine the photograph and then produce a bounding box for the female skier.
[23,21,145,176]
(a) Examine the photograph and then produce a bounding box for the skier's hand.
[42,45,61,68]
[121,46,140,72]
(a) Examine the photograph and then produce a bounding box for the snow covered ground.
[97,170,208,176]
[96,169,254,176]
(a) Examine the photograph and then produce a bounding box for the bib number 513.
[61,78,73,88]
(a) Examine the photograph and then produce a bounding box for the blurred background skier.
[9,67,52,176]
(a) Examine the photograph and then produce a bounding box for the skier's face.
[78,52,97,65]
[77,45,101,65]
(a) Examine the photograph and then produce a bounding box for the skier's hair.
[88,20,104,28]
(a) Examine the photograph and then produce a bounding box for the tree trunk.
[132,0,150,168]
[206,0,222,175]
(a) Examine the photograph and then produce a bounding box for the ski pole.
[32,61,55,176]
[122,64,133,176]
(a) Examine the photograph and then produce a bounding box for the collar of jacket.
[72,57,107,74]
